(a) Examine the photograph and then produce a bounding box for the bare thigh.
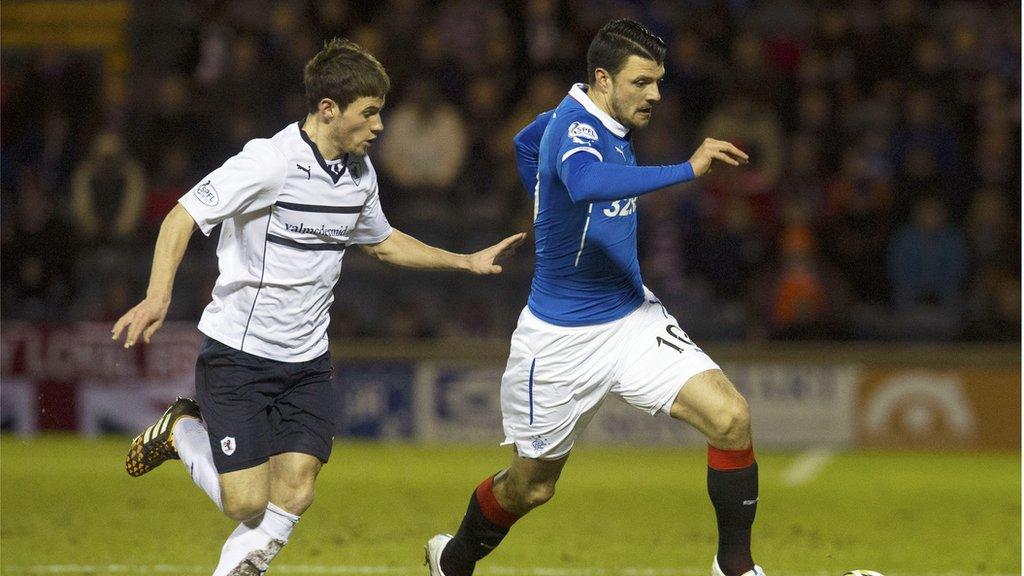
[669,369,751,450]
[220,462,271,525]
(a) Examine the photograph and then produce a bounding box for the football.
[844,571,885,576]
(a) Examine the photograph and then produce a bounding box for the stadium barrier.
[1,322,1019,450]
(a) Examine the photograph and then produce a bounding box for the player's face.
[608,56,664,131]
[334,96,385,156]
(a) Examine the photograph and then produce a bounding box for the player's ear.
[318,98,337,121]
[594,68,612,92]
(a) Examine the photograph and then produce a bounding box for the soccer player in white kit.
[426,20,765,576]
[112,38,524,575]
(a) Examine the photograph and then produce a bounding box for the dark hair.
[304,37,391,113]
[586,19,666,84]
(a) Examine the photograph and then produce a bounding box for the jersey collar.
[568,83,628,138]
[296,121,348,184]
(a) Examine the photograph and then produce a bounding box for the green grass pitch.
[0,436,1018,575]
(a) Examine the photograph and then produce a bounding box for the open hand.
[466,232,527,274]
[688,138,749,177]
[111,297,170,348]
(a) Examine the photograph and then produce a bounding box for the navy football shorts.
[194,337,334,474]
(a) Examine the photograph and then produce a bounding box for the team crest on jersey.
[568,121,599,144]
[220,436,236,456]
[348,161,361,185]
[193,180,220,206]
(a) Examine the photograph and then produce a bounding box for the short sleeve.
[178,139,287,236]
[347,160,393,246]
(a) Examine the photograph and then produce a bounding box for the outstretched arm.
[560,137,749,203]
[111,204,198,347]
[360,229,527,274]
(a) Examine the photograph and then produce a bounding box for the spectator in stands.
[94,76,129,134]
[523,0,578,73]
[822,149,894,304]
[0,171,73,320]
[132,74,199,170]
[379,79,468,190]
[966,187,1018,271]
[965,267,1021,342]
[890,89,962,216]
[974,127,1015,189]
[436,0,512,76]
[144,143,196,233]
[215,35,274,121]
[70,131,147,244]
[688,196,765,303]
[665,30,720,126]
[888,196,968,339]
[760,206,849,340]
[700,87,785,189]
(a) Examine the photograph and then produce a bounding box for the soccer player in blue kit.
[426,20,764,576]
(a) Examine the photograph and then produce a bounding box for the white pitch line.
[3,566,1019,576]
[780,447,834,487]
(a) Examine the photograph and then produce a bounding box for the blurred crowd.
[2,0,1020,342]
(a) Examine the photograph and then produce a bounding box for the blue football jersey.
[524,84,645,326]
[513,110,554,197]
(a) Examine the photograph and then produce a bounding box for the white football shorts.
[500,289,720,460]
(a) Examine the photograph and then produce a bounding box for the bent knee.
[708,396,751,448]
[271,474,318,514]
[222,493,268,523]
[519,481,556,509]
[275,484,315,513]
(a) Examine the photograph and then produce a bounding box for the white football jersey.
[179,122,392,362]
